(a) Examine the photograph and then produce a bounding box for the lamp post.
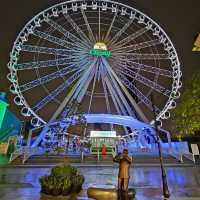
[151,94,170,199]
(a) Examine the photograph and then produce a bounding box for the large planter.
[62,186,72,196]
[40,164,84,196]
[71,184,82,193]
[41,186,52,195]
[71,174,84,193]
[52,188,61,196]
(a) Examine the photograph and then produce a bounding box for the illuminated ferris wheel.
[7,0,182,127]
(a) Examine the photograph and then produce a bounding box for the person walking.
[101,143,107,159]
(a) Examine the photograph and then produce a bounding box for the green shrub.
[40,164,84,196]
[51,165,78,177]
[72,174,85,193]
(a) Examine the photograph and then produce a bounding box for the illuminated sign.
[90,49,111,57]
[90,131,116,137]
[90,42,111,57]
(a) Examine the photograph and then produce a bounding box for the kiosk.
[90,131,118,161]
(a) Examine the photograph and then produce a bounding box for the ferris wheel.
[7,0,182,128]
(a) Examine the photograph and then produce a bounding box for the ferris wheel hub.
[90,42,111,57]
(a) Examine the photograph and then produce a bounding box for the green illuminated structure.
[90,42,111,57]
[0,92,9,129]
[90,49,111,57]
[0,92,22,142]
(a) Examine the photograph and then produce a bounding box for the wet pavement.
[0,166,200,200]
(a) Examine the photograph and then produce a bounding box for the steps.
[25,155,81,165]
[11,155,23,165]
[9,153,195,166]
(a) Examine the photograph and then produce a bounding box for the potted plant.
[72,174,85,193]
[40,176,53,195]
[51,176,62,196]
[40,176,49,194]
[40,164,84,196]
[62,177,72,195]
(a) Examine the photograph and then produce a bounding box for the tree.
[171,71,200,136]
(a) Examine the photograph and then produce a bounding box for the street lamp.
[151,94,170,199]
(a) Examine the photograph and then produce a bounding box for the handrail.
[183,153,195,163]
[9,146,45,164]
[23,146,45,163]
[9,146,25,163]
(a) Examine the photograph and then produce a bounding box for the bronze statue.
[113,149,132,192]
[87,149,135,200]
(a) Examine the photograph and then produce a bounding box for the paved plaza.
[0,165,200,200]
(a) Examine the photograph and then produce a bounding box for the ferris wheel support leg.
[27,129,33,147]
[102,57,148,122]
[31,126,49,148]
[104,78,129,135]
[51,59,97,120]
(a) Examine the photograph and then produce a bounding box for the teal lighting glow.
[90,49,111,57]
[0,92,9,129]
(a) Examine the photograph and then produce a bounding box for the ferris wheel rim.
[8,0,182,127]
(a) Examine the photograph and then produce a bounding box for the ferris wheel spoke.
[104,12,118,42]
[105,77,128,116]
[52,58,98,120]
[101,57,148,122]
[98,6,101,40]
[33,30,86,51]
[19,58,89,92]
[102,77,111,114]
[112,39,161,53]
[108,18,134,47]
[87,63,98,114]
[45,18,90,48]
[81,9,96,43]
[104,68,137,118]
[21,45,83,56]
[104,76,131,134]
[114,27,149,48]
[111,53,169,60]
[32,68,85,112]
[63,14,92,46]
[77,68,96,103]
[115,66,171,96]
[111,56,172,77]
[16,55,88,70]
[105,81,121,114]
[118,73,160,114]
[20,67,78,92]
[113,57,172,78]
[72,59,98,103]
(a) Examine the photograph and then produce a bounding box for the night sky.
[0,0,200,123]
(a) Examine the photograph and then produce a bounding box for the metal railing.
[9,146,45,164]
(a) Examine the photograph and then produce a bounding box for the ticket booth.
[90,131,117,160]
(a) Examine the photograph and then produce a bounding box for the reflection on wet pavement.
[0,166,200,200]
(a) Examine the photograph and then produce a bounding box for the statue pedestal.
[87,187,136,200]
